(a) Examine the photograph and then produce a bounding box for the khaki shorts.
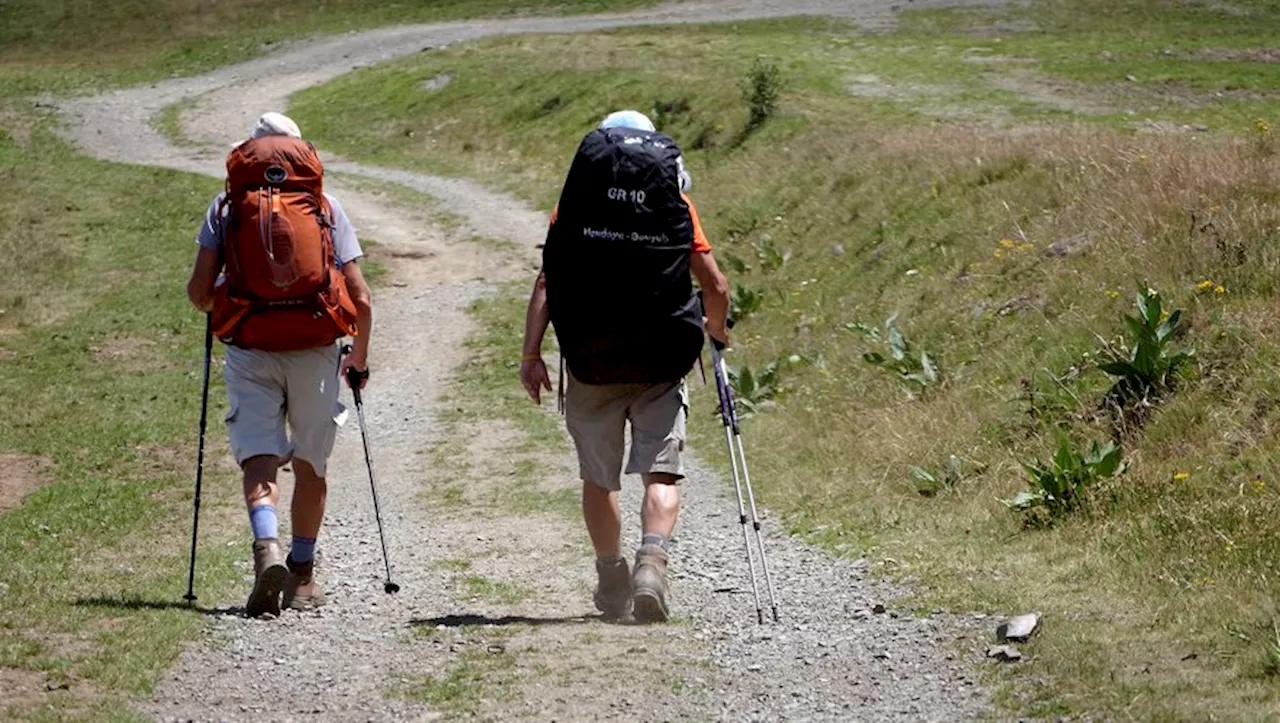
[564,371,688,492]
[223,343,347,477]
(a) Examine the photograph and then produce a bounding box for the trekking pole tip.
[384,581,401,594]
[183,593,197,603]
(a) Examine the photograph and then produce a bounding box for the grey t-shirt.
[196,192,363,265]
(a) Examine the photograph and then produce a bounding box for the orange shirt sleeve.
[684,195,713,254]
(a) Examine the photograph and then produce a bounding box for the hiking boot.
[632,545,670,623]
[282,555,326,611]
[246,538,286,618]
[593,557,632,619]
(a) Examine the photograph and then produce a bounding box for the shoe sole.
[284,593,326,611]
[633,589,668,623]
[594,597,632,620]
[246,563,286,618]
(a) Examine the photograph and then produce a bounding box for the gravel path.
[56,2,999,720]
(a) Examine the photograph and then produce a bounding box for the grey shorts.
[223,343,348,477]
[564,371,688,492]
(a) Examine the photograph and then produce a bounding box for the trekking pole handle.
[708,339,742,434]
[339,343,370,402]
[696,290,735,351]
[710,317,736,352]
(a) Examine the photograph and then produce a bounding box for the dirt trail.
[57,2,998,720]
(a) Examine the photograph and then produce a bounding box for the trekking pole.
[709,335,781,624]
[342,345,400,595]
[183,314,213,603]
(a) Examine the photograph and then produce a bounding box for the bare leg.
[640,472,680,538]
[290,459,327,540]
[242,455,286,617]
[582,481,622,558]
[633,473,679,623]
[282,459,327,609]
[242,455,280,514]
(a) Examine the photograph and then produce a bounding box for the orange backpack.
[210,136,359,351]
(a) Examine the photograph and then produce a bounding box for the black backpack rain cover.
[543,127,705,385]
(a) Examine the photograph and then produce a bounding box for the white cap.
[598,110,655,132]
[250,112,302,140]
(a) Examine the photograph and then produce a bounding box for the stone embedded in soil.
[986,646,1022,663]
[996,613,1040,642]
[1044,232,1091,257]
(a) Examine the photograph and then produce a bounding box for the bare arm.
[522,271,550,358]
[691,251,730,344]
[519,272,553,403]
[186,247,222,313]
[341,261,374,384]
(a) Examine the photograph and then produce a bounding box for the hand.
[705,318,729,348]
[520,357,552,405]
[341,351,369,390]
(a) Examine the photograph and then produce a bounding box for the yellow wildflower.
[1106,290,1121,299]
[1215,285,1226,295]
[1173,472,1190,481]
[1197,280,1215,291]
[1254,479,1266,492]
[994,249,1005,260]
[1254,117,1272,136]
[999,238,1016,249]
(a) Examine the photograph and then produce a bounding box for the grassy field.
[0,121,248,720]
[290,0,1280,717]
[0,0,672,97]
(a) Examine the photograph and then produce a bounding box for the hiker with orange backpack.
[185,113,373,617]
[520,110,730,622]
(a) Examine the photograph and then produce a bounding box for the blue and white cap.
[597,109,692,192]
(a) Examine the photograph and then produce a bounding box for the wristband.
[521,353,541,362]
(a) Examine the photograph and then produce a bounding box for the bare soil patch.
[987,69,1116,115]
[89,335,156,367]
[0,667,46,710]
[420,73,453,92]
[1193,47,1280,63]
[0,453,51,512]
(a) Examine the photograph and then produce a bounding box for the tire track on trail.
[57,2,998,720]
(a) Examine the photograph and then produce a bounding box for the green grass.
[418,284,576,517]
[404,646,520,715]
[0,122,244,720]
[405,624,530,716]
[0,0,678,97]
[458,575,533,605]
[291,0,1280,718]
[151,95,206,148]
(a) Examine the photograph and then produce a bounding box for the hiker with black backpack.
[185,113,374,618]
[520,110,731,623]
